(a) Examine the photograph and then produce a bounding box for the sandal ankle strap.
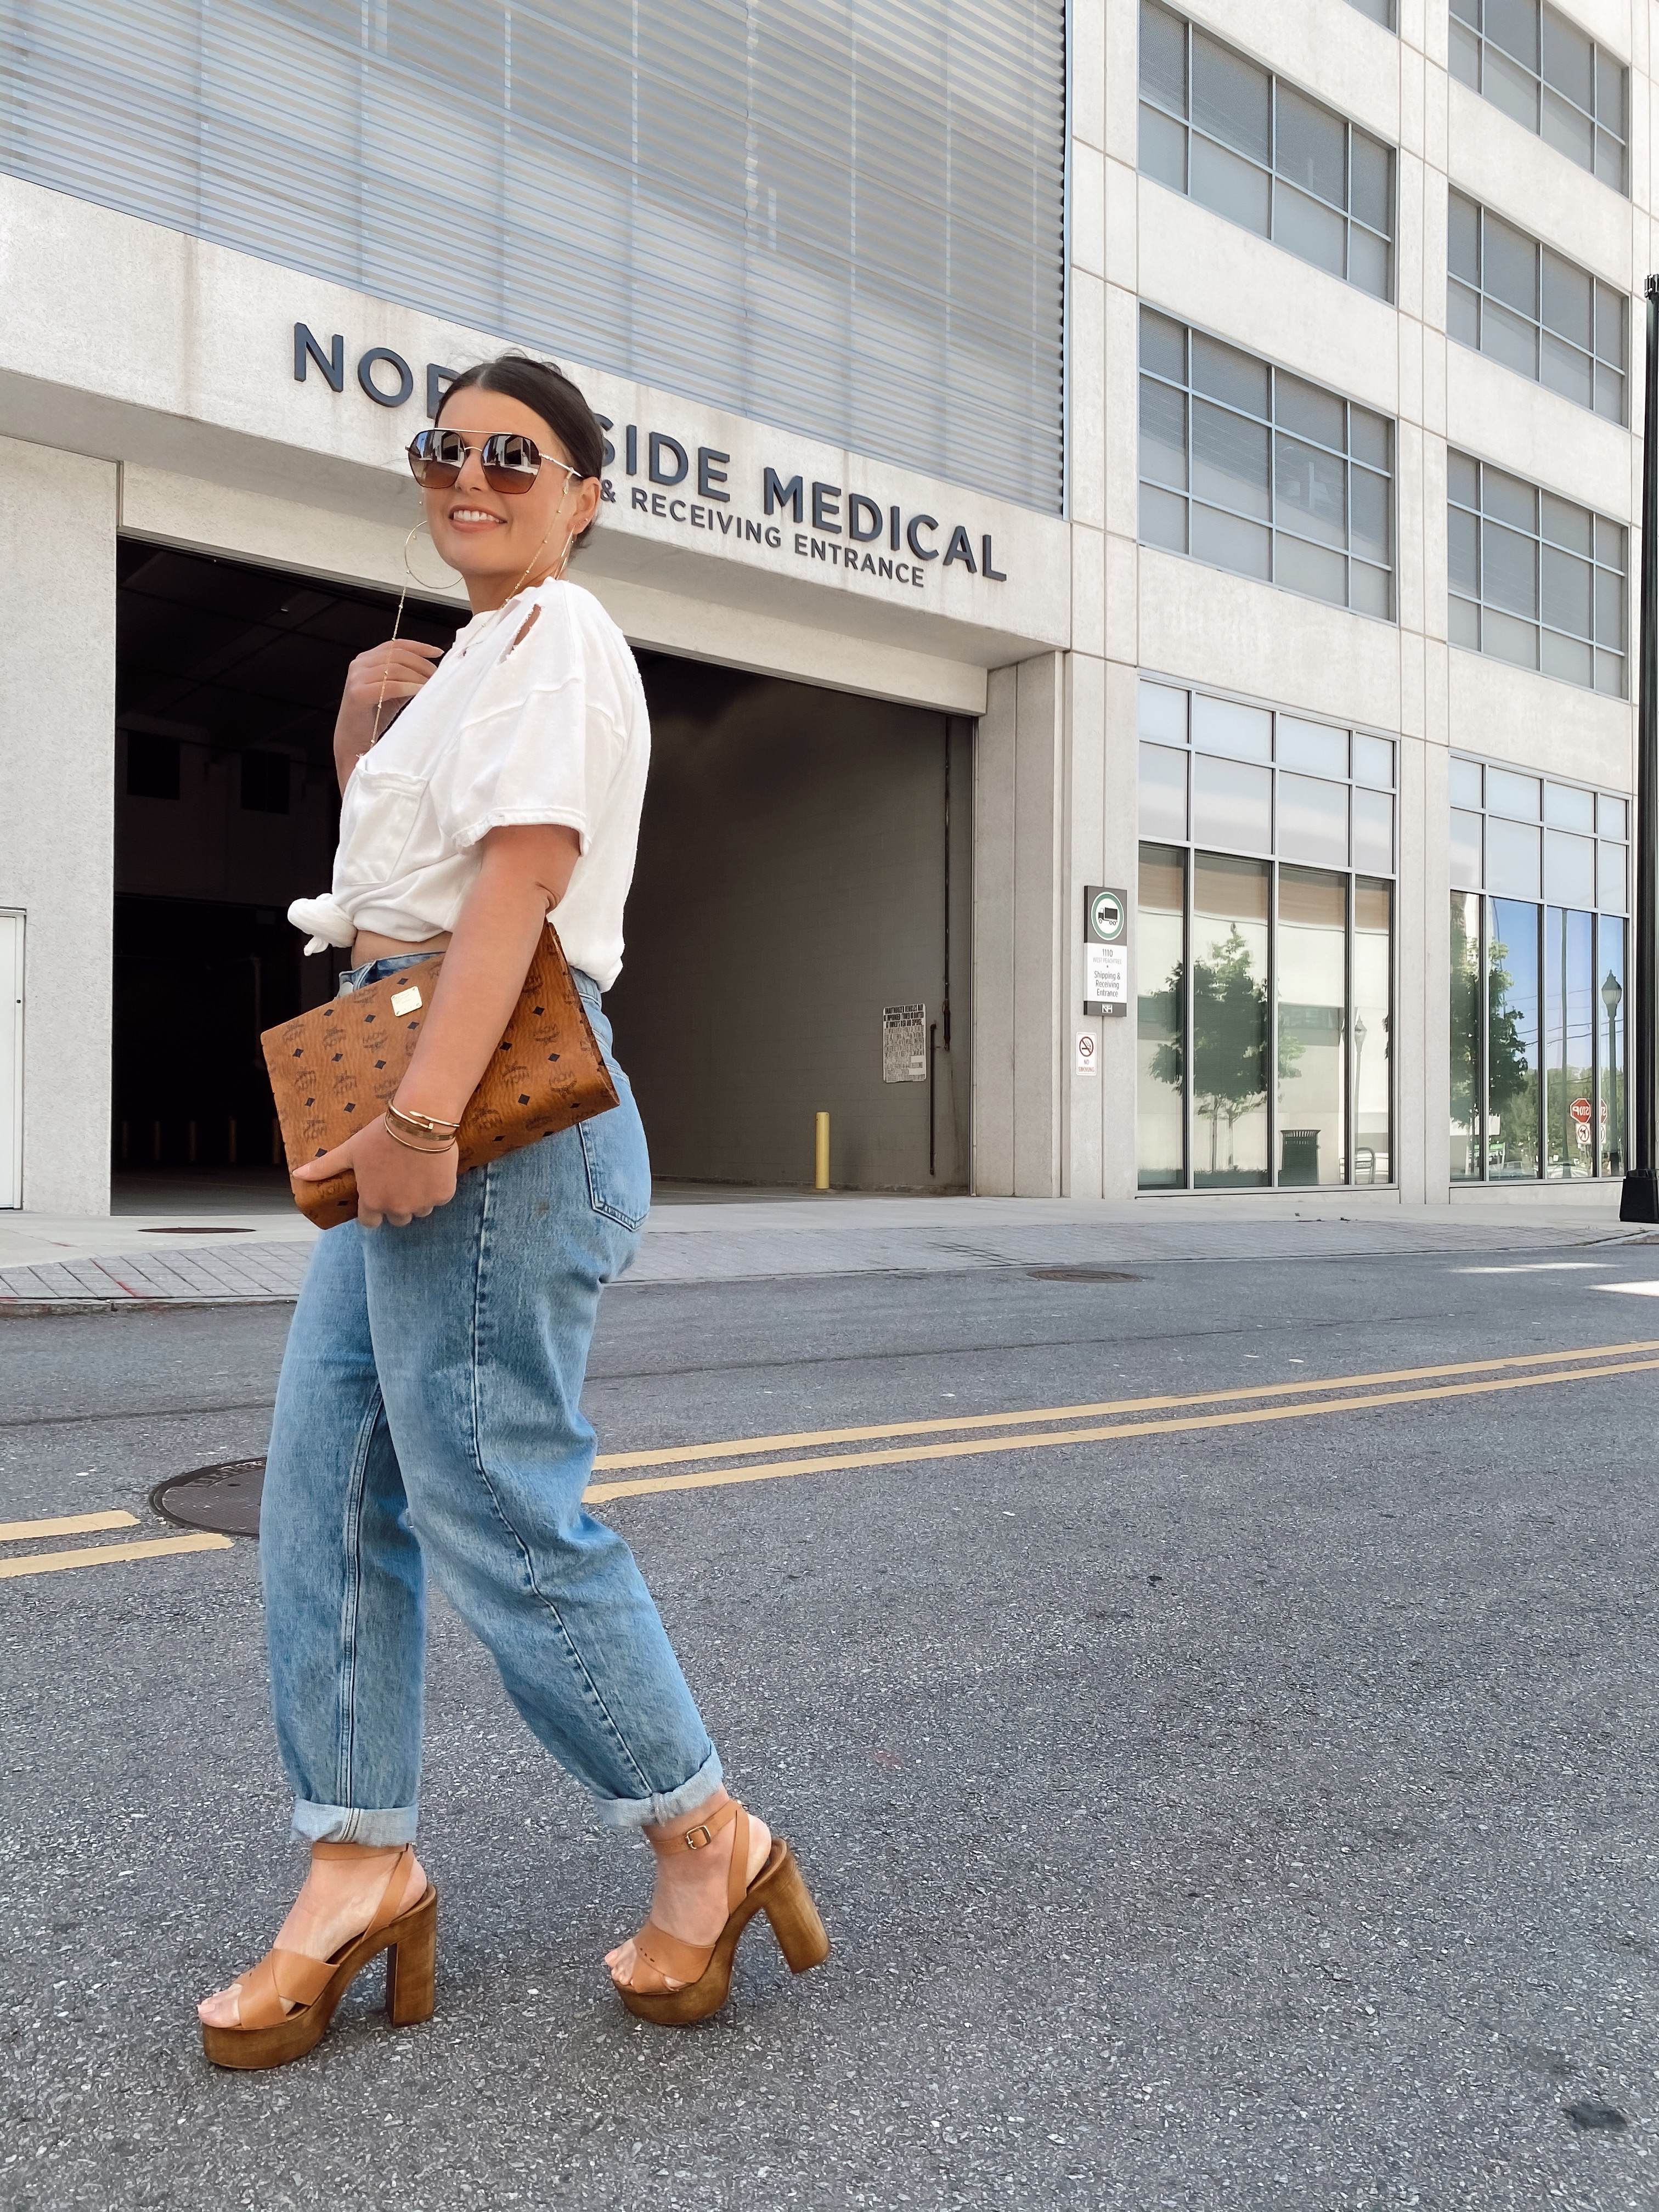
[651,1795,741,1859]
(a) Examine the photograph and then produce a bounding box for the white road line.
[1453,1263,1610,1274]
[1597,1282,1659,1296]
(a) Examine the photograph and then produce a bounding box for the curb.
[0,1296,301,1318]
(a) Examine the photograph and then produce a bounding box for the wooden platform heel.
[613,1798,830,2027]
[200,1843,437,2071]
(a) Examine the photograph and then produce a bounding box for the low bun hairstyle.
[436,354,605,550]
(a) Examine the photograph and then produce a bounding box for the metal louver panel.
[0,2,1068,513]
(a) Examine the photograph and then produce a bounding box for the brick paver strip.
[0,1211,1644,1308]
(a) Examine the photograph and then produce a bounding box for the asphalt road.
[5,1242,1659,2210]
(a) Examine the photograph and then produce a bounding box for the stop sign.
[1571,1097,1593,1147]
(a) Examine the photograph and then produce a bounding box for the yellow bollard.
[814,1111,830,1192]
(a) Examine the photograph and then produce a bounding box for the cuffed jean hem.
[592,1747,724,1832]
[291,1800,421,1847]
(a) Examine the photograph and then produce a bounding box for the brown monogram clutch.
[261,924,620,1229]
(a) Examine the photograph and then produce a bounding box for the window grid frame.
[1137,1,1396,301]
[1447,753,1628,915]
[1447,449,1627,696]
[1136,676,1398,1197]
[1448,0,1628,194]
[1139,308,1397,620]
[1447,188,1627,425]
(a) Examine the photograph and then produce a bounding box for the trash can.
[1280,1128,1320,1185]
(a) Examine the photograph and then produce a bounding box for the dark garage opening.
[613,661,972,1192]
[112,540,464,1187]
[112,541,971,1198]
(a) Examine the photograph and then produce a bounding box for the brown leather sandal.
[200,1843,437,2071]
[613,1798,830,2027]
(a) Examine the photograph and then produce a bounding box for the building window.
[1447,451,1626,695]
[125,731,180,800]
[240,750,291,815]
[1138,2,1395,300]
[1448,190,1626,422]
[1345,0,1395,25]
[1449,1,1627,193]
[1449,757,1627,1181]
[1136,679,1396,1192]
[1139,308,1395,619]
[1451,449,1628,690]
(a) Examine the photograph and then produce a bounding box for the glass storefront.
[1447,756,1627,1181]
[1135,678,1396,1191]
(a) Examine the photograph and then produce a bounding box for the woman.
[196,354,827,2068]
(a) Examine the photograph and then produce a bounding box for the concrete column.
[0,437,118,1212]
[1098,654,1139,1199]
[1060,650,1114,1199]
[973,650,1065,1196]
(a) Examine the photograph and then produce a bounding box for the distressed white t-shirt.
[288,578,648,992]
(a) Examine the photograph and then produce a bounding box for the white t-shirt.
[288,579,648,993]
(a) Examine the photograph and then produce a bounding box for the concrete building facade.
[0,0,1650,1212]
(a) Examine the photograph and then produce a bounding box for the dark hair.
[436,353,605,547]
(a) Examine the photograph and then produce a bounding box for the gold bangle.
[386,1101,461,1145]
[382,1111,455,1155]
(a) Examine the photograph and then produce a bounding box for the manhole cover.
[1024,1267,1142,1283]
[151,1458,267,1538]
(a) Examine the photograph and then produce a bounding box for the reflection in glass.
[1450,892,1483,1180]
[1544,905,1594,1177]
[1277,867,1346,1185]
[1353,879,1392,1183]
[1488,898,1540,1178]
[1137,845,1187,1189]
[1192,753,1272,852]
[1192,854,1269,1186]
[1599,919,1625,1174]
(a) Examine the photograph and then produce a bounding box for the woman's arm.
[294,822,582,1228]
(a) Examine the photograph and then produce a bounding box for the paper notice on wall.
[1084,942,1128,1015]
[882,1003,928,1082]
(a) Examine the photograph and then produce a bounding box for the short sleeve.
[432,592,619,854]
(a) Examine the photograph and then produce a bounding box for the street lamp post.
[1621,274,1659,1221]
[1604,970,1624,1176]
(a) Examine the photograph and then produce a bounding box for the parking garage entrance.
[112,542,972,1197]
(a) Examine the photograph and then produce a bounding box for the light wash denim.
[260,959,720,1843]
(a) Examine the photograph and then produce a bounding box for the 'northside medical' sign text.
[294,324,1010,592]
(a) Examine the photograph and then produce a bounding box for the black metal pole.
[1621,275,1659,1221]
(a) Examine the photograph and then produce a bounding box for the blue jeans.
[260,960,720,1843]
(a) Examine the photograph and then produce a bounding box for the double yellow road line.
[8,1338,1657,1580]
[0,1508,230,1582]
[583,1336,1659,1505]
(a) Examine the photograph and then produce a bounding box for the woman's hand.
[294,1115,458,1229]
[334,639,445,789]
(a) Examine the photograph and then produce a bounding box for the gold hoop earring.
[403,520,458,593]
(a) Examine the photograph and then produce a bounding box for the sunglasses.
[405,428,579,496]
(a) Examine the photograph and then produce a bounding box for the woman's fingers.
[293,1142,354,1183]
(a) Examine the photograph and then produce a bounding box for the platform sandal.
[200,1843,437,2071]
[612,1798,830,2027]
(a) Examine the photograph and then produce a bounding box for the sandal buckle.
[682,1822,713,1851]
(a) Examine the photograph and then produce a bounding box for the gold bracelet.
[386,1101,462,1146]
[381,1111,456,1155]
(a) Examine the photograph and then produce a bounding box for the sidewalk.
[0,1181,1645,1311]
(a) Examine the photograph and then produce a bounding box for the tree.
[1486,927,1534,1169]
[1152,924,1269,1176]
